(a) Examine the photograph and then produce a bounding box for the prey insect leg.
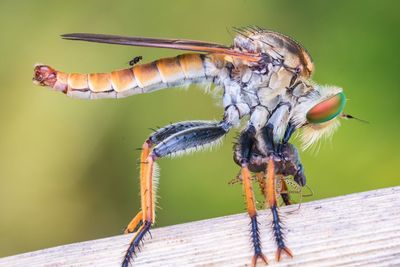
[123,121,229,266]
[256,172,291,206]
[279,177,292,206]
[238,126,268,266]
[265,158,293,261]
[255,172,266,197]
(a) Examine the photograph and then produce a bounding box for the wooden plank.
[1,186,399,267]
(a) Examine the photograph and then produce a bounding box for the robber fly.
[33,26,352,266]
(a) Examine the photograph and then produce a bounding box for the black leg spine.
[122,221,152,267]
[250,215,263,256]
[271,205,286,249]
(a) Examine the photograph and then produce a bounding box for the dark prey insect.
[128,56,142,66]
[32,27,351,266]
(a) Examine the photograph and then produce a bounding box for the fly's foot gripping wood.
[122,221,151,267]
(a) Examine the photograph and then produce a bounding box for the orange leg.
[123,121,228,266]
[122,140,155,267]
[265,158,293,262]
[242,166,268,266]
[124,140,152,234]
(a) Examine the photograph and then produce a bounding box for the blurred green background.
[0,0,399,258]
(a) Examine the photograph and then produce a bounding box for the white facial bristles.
[299,118,340,150]
[291,84,344,150]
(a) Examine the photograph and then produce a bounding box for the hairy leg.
[265,158,293,261]
[238,126,268,266]
[258,123,294,261]
[122,121,228,266]
[124,121,220,233]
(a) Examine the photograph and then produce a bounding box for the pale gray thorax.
[214,56,313,143]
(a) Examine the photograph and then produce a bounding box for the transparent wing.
[232,26,315,77]
[61,33,261,62]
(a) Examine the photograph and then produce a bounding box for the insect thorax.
[211,52,315,120]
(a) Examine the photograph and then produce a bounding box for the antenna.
[342,113,370,124]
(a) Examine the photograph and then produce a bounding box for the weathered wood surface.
[1,186,399,267]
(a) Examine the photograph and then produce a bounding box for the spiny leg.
[254,117,301,262]
[122,145,155,267]
[242,167,268,266]
[124,140,151,234]
[265,158,293,261]
[122,221,151,267]
[238,126,268,266]
[123,121,229,266]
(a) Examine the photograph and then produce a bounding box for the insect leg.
[282,122,296,144]
[152,123,228,157]
[124,120,218,233]
[294,163,306,187]
[255,172,266,197]
[279,176,292,206]
[265,104,291,146]
[277,122,296,154]
[260,172,292,206]
[261,121,307,188]
[265,158,293,261]
[122,140,154,267]
[238,126,268,266]
[149,120,217,145]
[123,140,151,235]
[262,123,276,153]
[123,121,229,266]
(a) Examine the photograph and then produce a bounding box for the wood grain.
[1,186,399,267]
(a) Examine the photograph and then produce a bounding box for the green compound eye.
[306,92,346,124]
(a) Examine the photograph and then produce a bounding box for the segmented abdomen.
[33,54,216,99]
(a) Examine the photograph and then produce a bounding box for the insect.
[128,56,142,66]
[33,26,352,266]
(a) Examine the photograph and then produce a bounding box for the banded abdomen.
[33,53,221,99]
